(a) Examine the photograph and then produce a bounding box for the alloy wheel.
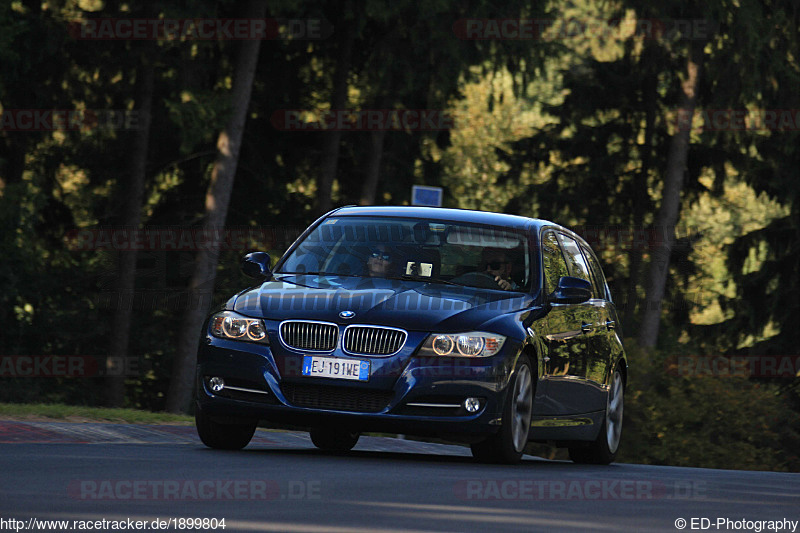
[511,364,533,452]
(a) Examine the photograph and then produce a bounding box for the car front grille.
[280,321,338,351]
[344,326,406,355]
[281,383,393,413]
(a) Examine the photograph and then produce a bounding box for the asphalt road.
[1,421,798,532]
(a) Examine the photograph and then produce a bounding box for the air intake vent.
[281,383,392,413]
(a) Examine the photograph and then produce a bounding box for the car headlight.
[418,331,505,357]
[209,312,269,344]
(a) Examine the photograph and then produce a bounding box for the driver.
[366,245,394,277]
[481,249,518,290]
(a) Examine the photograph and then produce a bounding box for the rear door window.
[582,245,612,302]
[558,234,592,284]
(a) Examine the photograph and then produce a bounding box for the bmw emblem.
[339,310,355,319]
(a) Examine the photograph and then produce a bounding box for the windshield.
[278,216,532,292]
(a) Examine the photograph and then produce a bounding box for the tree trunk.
[638,41,704,348]
[623,47,657,331]
[104,58,154,407]
[165,0,267,413]
[316,5,356,215]
[359,129,387,205]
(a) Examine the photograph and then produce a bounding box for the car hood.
[231,274,534,331]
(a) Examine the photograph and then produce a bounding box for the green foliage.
[619,343,800,471]
[441,67,557,212]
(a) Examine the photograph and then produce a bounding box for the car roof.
[330,205,554,232]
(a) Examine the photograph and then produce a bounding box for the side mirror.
[549,276,592,304]
[241,251,272,279]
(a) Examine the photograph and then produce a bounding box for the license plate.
[302,356,370,381]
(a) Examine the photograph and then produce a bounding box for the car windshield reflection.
[277,216,532,292]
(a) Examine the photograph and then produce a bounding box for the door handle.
[581,322,593,333]
[606,319,616,330]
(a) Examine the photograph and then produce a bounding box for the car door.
[581,242,621,388]
[553,233,607,413]
[537,230,593,415]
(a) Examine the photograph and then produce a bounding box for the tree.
[707,0,800,385]
[165,0,268,413]
[638,39,704,348]
[315,2,357,215]
[105,55,155,406]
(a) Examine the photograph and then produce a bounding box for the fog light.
[464,397,480,413]
[208,376,225,393]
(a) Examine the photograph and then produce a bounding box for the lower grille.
[281,383,392,413]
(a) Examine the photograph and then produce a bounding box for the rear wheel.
[195,403,257,450]
[310,427,360,452]
[569,369,624,465]
[471,354,533,464]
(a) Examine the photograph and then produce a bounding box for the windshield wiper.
[277,271,361,277]
[278,272,465,287]
[377,274,461,286]
[420,277,462,286]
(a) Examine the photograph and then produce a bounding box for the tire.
[310,427,360,452]
[569,369,624,465]
[195,403,257,450]
[471,354,534,464]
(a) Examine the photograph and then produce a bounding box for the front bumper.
[196,334,519,440]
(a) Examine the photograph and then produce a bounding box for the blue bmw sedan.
[195,206,627,464]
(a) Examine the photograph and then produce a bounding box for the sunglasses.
[371,250,392,261]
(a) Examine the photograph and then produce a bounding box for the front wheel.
[471,354,534,464]
[569,369,624,465]
[195,403,257,450]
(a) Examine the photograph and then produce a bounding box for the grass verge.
[0,403,193,425]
